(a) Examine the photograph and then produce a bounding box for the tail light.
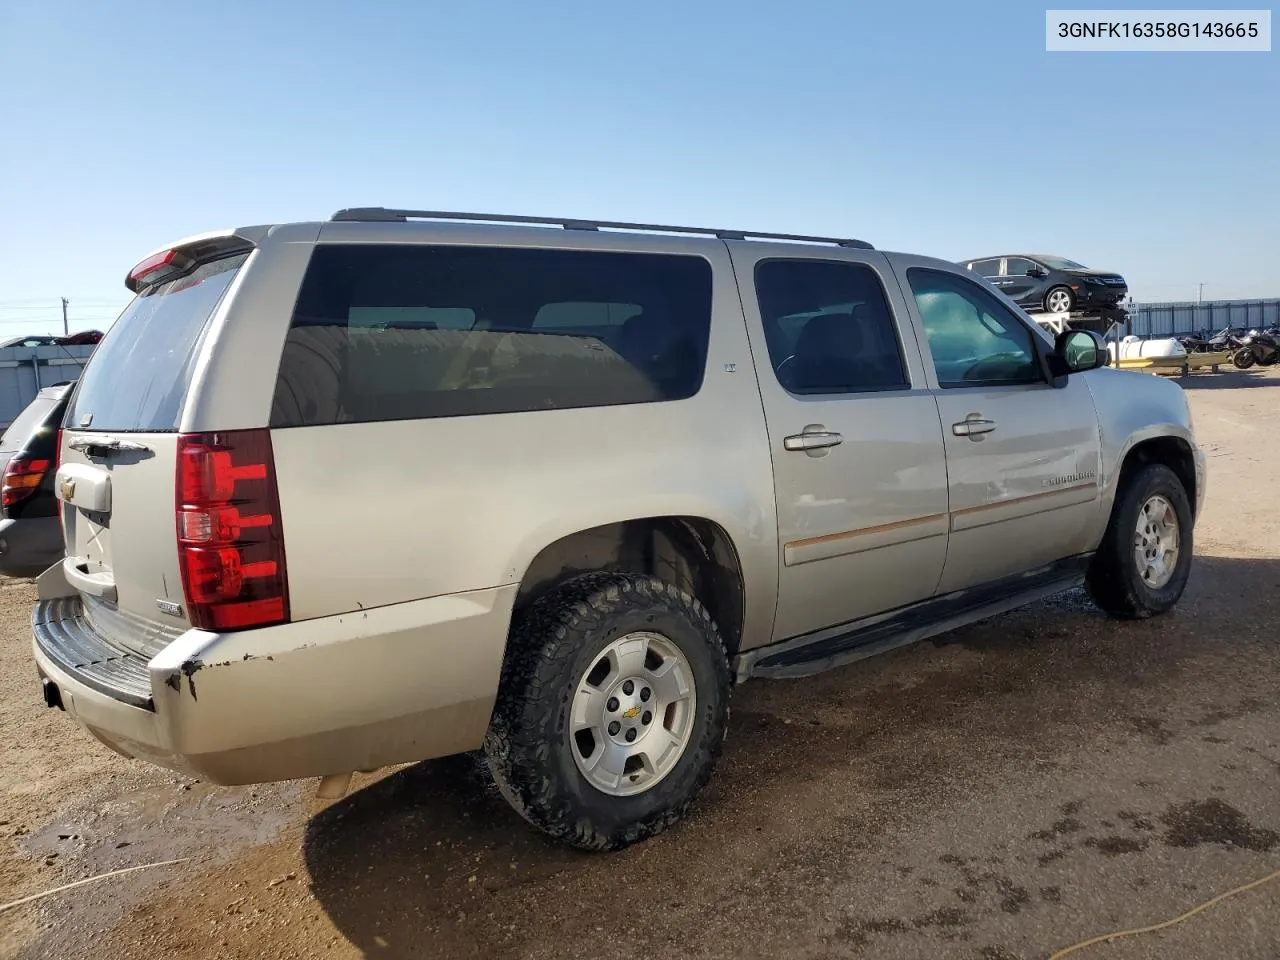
[176,429,290,631]
[2,457,52,508]
[126,249,194,292]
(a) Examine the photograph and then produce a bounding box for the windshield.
[0,395,60,452]
[66,253,247,432]
[1037,256,1088,271]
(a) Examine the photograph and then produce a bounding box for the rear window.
[66,253,247,432]
[0,395,60,452]
[270,245,714,427]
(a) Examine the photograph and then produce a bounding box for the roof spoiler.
[124,228,265,293]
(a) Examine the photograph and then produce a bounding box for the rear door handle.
[952,416,997,439]
[783,431,843,452]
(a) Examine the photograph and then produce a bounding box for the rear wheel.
[1086,463,1192,619]
[1045,286,1074,313]
[484,573,731,851]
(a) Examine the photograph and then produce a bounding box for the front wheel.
[484,573,731,851]
[1233,349,1256,369]
[1045,286,1074,313]
[1086,463,1193,619]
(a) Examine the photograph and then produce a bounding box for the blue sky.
[0,1,1276,336]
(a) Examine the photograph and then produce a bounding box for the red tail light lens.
[176,430,289,631]
[127,249,194,291]
[2,457,51,507]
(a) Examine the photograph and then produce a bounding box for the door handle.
[68,435,152,454]
[783,431,843,452]
[952,416,997,439]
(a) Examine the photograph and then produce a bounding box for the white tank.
[1107,336,1188,361]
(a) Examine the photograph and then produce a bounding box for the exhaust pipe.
[41,677,64,711]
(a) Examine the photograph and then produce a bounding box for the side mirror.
[1026,267,1043,278]
[1055,329,1108,374]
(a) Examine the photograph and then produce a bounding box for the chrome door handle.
[952,416,997,439]
[68,435,152,454]
[783,431,843,452]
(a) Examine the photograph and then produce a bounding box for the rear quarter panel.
[267,228,781,652]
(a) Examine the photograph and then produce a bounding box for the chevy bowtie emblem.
[59,478,76,501]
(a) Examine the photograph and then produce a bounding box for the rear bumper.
[32,583,518,784]
[0,516,62,579]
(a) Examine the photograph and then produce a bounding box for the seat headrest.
[795,312,864,358]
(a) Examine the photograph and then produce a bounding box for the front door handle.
[952,415,997,440]
[783,431,843,452]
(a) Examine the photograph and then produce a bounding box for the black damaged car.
[960,254,1128,314]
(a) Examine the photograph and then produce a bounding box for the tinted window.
[969,259,1001,278]
[754,259,909,395]
[1038,256,1087,271]
[270,245,713,426]
[67,254,247,432]
[0,395,60,452]
[1004,257,1036,277]
[906,268,1042,388]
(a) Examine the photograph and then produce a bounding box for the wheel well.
[1119,437,1198,515]
[514,518,746,654]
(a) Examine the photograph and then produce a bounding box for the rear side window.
[67,254,248,432]
[0,395,59,452]
[754,259,909,395]
[270,245,713,427]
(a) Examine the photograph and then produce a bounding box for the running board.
[735,556,1091,681]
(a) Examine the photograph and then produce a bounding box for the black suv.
[961,255,1128,314]
[0,382,73,578]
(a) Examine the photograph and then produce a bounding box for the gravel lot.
[2,368,1278,960]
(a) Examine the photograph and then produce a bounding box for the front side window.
[906,268,1043,388]
[271,245,713,426]
[754,259,909,395]
[1037,256,1087,271]
[1004,257,1036,277]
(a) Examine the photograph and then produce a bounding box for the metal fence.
[0,344,96,431]
[1125,299,1280,339]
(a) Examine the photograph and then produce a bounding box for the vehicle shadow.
[302,555,1279,960]
[1178,368,1280,390]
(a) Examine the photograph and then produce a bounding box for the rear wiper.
[68,435,152,454]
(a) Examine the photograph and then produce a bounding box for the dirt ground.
[2,368,1279,960]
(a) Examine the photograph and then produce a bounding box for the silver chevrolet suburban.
[33,208,1205,851]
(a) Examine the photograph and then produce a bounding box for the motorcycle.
[1179,326,1242,355]
[1232,327,1280,369]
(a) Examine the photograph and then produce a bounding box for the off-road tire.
[484,572,731,851]
[1086,463,1193,619]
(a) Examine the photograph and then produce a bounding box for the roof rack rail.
[328,207,874,250]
